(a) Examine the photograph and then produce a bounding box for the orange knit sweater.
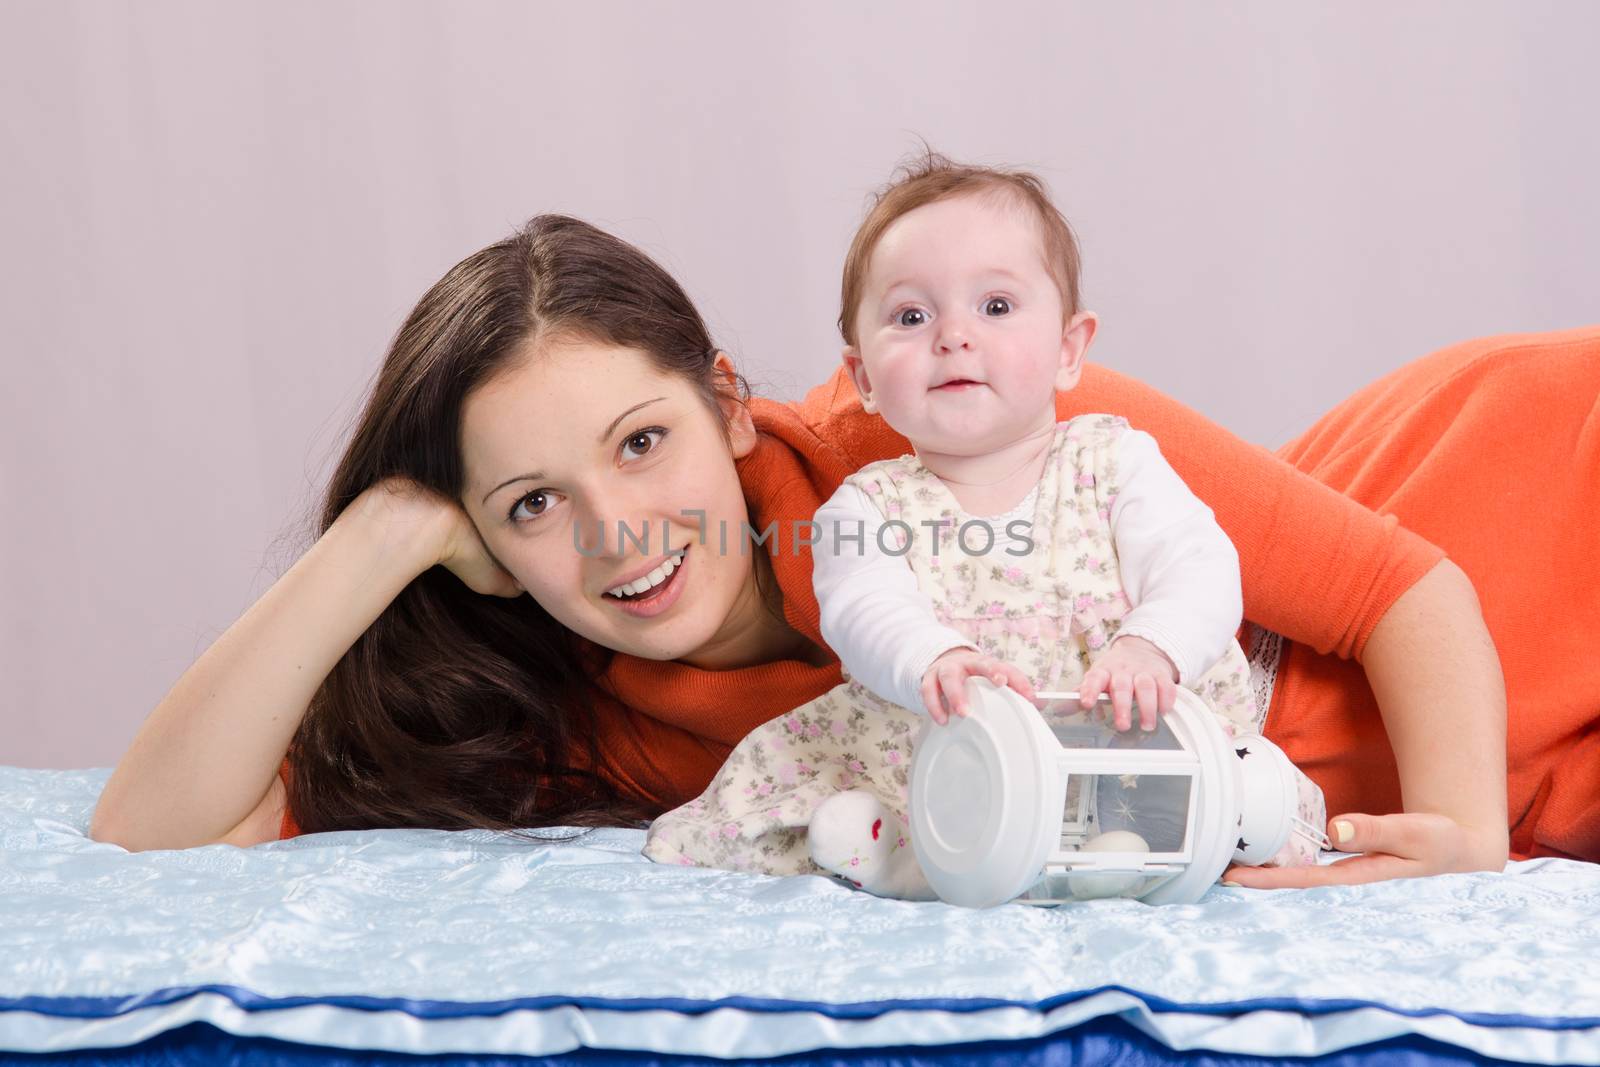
[590,359,1445,816]
[283,328,1600,862]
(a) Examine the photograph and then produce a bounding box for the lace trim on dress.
[1244,623,1284,735]
[961,483,1040,523]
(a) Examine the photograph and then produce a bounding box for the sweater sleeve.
[1067,368,1443,660]
[794,365,1442,660]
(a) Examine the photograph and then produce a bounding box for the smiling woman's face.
[461,339,762,665]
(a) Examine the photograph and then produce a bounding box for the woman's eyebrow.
[599,396,666,443]
[480,396,668,505]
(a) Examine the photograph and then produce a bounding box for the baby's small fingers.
[921,673,947,724]
[1134,674,1158,731]
[1110,672,1134,731]
[1078,669,1109,709]
[1156,676,1179,716]
[1002,664,1037,704]
[937,668,972,718]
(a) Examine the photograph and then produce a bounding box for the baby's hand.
[920,649,1036,725]
[1077,636,1178,732]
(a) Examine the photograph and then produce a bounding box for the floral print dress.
[643,415,1321,884]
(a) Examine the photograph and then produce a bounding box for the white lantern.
[908,678,1328,907]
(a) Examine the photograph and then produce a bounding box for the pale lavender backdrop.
[2,1,1596,768]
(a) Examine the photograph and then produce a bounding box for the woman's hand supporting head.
[345,476,524,600]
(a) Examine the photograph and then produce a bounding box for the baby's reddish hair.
[839,151,1084,347]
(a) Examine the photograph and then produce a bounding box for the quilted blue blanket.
[2,767,1597,1063]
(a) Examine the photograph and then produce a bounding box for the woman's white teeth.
[608,551,683,599]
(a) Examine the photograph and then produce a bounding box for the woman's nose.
[571,485,661,559]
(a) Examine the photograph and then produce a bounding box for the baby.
[644,154,1322,898]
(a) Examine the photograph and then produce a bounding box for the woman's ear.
[712,351,759,459]
[841,346,878,413]
[1055,311,1099,392]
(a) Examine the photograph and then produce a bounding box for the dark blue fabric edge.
[0,982,1592,1032]
[0,1017,1516,1065]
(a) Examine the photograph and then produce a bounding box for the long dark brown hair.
[285,215,746,835]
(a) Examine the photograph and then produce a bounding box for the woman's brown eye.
[620,428,665,460]
[508,487,567,522]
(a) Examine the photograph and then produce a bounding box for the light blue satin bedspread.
[2,767,1598,1062]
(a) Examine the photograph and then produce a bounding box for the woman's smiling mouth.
[602,545,690,618]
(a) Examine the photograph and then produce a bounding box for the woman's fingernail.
[1334,820,1354,843]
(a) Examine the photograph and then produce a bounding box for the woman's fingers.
[1218,812,1494,890]
[1328,811,1437,858]
[1220,851,1420,889]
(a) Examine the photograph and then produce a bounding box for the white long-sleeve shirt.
[811,428,1243,713]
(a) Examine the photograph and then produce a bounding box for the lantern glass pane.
[1039,706,1196,857]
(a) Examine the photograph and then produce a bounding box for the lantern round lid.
[909,678,1060,908]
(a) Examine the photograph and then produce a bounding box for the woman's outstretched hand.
[1220,811,1509,888]
[350,477,524,599]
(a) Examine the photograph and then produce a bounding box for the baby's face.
[847,193,1077,456]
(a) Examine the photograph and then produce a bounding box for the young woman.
[89,212,1598,886]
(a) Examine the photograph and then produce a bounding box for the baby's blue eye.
[985,298,1012,317]
[896,308,927,328]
